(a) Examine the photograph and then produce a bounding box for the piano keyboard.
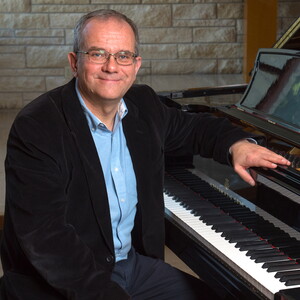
[164,169,300,300]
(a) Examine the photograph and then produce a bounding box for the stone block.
[178,43,242,59]
[0,0,31,12]
[0,14,49,29]
[140,28,192,43]
[0,77,45,92]
[136,67,151,76]
[32,4,107,13]
[152,59,217,74]
[178,43,243,58]
[46,76,67,91]
[218,58,242,74]
[194,27,236,42]
[65,67,74,82]
[0,68,65,76]
[142,0,191,3]
[0,37,65,46]
[174,19,235,27]
[217,3,243,19]
[0,93,23,109]
[0,54,25,68]
[50,13,85,28]
[65,29,74,45]
[110,5,171,27]
[279,2,300,18]
[173,4,216,20]
[195,0,242,2]
[236,19,243,35]
[15,29,65,37]
[215,43,242,58]
[0,30,14,37]
[32,0,89,3]
[26,46,72,68]
[178,44,216,58]
[140,44,178,59]
[0,46,25,53]
[93,0,139,3]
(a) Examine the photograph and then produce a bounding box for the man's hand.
[230,140,291,186]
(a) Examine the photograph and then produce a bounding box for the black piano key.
[255,254,289,263]
[280,245,300,253]
[280,274,300,283]
[247,248,278,256]
[221,229,250,237]
[201,215,236,225]
[268,238,298,248]
[228,235,261,244]
[218,223,247,237]
[285,278,300,286]
[263,261,300,272]
[236,240,273,251]
[275,270,300,279]
[214,223,245,233]
[191,208,222,216]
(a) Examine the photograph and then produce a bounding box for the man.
[0,9,290,300]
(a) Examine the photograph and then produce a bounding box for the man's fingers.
[235,166,256,186]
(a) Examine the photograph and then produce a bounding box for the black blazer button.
[105,255,114,264]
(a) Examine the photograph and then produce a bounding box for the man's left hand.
[230,140,291,186]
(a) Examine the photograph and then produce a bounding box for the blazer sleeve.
[4,114,129,300]
[139,85,259,165]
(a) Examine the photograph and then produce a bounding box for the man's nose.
[102,55,118,72]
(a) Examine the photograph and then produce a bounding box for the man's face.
[68,17,141,105]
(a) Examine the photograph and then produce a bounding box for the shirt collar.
[75,79,128,132]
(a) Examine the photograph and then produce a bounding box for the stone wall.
[0,0,299,108]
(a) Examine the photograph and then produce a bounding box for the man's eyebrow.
[87,47,134,53]
[86,47,105,51]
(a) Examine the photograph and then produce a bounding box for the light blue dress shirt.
[76,83,137,262]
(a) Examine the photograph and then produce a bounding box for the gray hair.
[73,9,140,55]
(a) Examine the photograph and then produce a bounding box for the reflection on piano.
[161,18,300,300]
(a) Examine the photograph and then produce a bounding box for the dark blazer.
[0,79,252,299]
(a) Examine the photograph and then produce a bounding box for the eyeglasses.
[76,49,138,66]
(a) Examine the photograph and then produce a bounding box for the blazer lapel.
[57,80,114,253]
[122,97,152,219]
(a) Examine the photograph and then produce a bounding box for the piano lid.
[225,48,300,147]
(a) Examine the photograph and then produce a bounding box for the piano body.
[162,18,300,300]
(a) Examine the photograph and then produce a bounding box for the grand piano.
[161,18,300,300]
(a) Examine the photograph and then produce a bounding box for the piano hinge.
[267,119,276,125]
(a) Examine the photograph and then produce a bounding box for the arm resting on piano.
[229,139,291,186]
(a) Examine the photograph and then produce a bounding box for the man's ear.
[134,56,142,76]
[68,52,78,77]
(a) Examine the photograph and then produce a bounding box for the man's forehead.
[81,17,136,48]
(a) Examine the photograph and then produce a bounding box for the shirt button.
[114,167,119,172]
[120,198,125,203]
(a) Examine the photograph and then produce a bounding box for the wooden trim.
[243,0,278,82]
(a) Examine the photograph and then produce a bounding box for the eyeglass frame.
[76,49,139,66]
